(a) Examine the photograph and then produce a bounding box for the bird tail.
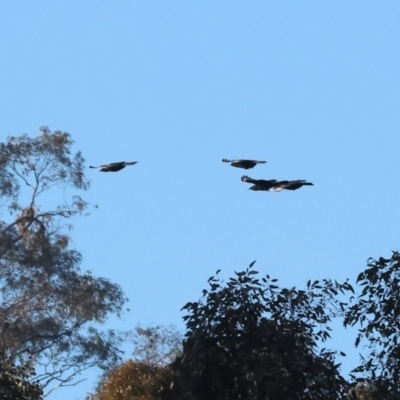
[222,159,231,163]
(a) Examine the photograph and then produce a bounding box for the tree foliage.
[89,360,170,400]
[126,324,182,367]
[0,354,43,400]
[87,250,400,400]
[5,129,399,400]
[0,127,126,394]
[345,251,400,399]
[90,325,182,400]
[161,261,353,400]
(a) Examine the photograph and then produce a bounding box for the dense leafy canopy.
[345,251,400,399]
[91,252,400,400]
[0,355,43,400]
[89,360,170,400]
[161,262,353,400]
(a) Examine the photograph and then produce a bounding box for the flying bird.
[241,176,313,192]
[241,175,279,191]
[89,162,138,172]
[222,159,267,169]
[272,180,314,192]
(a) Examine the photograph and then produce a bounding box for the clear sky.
[1,2,400,399]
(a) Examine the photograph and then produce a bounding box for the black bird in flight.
[89,161,138,172]
[222,159,267,169]
[241,176,313,192]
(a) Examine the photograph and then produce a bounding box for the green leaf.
[249,260,257,268]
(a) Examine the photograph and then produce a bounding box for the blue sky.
[1,2,400,399]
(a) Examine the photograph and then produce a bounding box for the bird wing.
[224,158,250,163]
[101,162,125,168]
[233,159,266,163]
[241,176,277,188]
[90,162,124,169]
[241,175,259,184]
[276,180,314,190]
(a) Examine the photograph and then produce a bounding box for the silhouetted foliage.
[87,250,400,400]
[161,261,353,400]
[345,251,400,399]
[0,128,126,395]
[0,353,43,400]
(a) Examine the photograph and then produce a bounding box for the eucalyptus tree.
[0,127,126,395]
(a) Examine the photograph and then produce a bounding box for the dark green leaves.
[162,263,349,400]
[345,251,400,397]
[0,355,43,400]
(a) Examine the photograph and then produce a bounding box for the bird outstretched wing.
[273,180,314,191]
[241,175,278,190]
